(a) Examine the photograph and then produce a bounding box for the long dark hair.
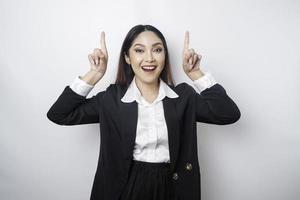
[115,24,175,88]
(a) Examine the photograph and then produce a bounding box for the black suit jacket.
[47,82,241,200]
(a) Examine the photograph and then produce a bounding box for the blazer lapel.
[163,97,180,172]
[120,101,138,161]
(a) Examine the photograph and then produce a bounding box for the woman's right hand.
[88,31,108,78]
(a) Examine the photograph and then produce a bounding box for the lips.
[141,65,157,72]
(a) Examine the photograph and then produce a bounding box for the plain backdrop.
[1,0,299,199]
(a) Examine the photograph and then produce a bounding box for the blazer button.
[172,172,179,180]
[185,163,192,171]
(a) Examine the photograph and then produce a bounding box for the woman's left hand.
[182,31,205,81]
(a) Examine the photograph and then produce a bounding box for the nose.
[145,51,154,62]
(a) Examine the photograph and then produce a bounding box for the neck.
[135,77,160,101]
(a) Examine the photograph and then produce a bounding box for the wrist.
[188,70,205,81]
[89,69,104,77]
[81,70,103,86]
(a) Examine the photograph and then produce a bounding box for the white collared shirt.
[70,72,217,163]
[121,76,179,163]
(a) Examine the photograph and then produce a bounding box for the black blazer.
[47,81,241,200]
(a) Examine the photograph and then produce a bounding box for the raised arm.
[47,31,109,125]
[182,31,240,125]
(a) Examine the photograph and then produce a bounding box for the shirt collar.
[121,76,179,104]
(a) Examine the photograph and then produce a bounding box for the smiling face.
[125,31,165,86]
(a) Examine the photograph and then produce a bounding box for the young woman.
[47,24,241,200]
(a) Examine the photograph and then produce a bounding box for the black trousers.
[119,160,178,200]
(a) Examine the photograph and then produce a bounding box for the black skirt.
[119,160,178,200]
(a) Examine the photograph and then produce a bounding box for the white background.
[1,0,299,199]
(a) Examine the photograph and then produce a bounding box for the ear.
[124,53,131,65]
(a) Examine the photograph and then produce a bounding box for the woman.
[47,24,241,200]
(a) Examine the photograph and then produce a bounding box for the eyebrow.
[133,42,163,47]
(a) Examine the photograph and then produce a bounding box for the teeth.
[142,65,156,70]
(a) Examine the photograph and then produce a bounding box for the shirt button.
[186,163,192,171]
[172,172,179,180]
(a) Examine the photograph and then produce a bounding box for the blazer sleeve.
[46,85,105,125]
[187,83,241,125]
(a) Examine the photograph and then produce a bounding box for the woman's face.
[125,31,165,85]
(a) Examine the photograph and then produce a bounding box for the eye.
[155,48,163,52]
[134,49,144,53]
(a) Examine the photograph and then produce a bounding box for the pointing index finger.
[184,31,189,51]
[100,31,107,55]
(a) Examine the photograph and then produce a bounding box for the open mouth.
[141,65,157,72]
